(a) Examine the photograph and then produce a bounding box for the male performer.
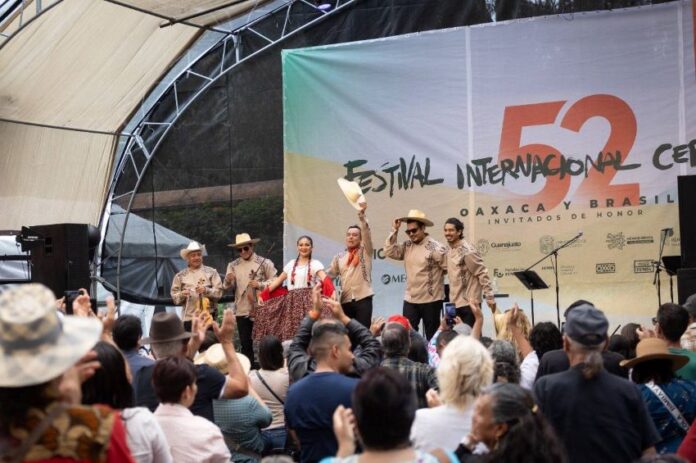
[171,241,223,331]
[328,202,373,328]
[385,210,447,339]
[443,217,496,327]
[223,233,277,361]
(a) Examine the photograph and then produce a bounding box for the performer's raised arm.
[384,218,405,260]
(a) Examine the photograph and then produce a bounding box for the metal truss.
[103,0,360,302]
[0,0,62,51]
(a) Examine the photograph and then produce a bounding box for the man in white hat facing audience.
[171,241,223,331]
[385,209,447,339]
[329,179,374,328]
[223,233,277,361]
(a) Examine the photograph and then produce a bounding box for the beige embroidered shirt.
[223,253,277,317]
[447,239,495,308]
[385,232,447,303]
[171,265,223,321]
[329,217,374,303]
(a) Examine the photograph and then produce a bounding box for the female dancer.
[253,235,334,341]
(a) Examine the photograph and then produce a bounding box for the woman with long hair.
[81,341,173,463]
[252,235,334,342]
[248,335,290,452]
[455,383,566,463]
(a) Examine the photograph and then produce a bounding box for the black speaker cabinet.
[30,224,91,297]
[678,268,696,304]
[678,175,696,269]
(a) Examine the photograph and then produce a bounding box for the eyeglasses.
[238,246,251,252]
[405,228,420,235]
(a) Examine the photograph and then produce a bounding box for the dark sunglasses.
[405,228,420,235]
[238,246,251,252]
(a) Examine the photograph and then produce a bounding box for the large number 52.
[498,94,640,210]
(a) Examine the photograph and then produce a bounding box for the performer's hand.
[392,218,401,230]
[370,317,385,336]
[248,280,260,289]
[181,289,192,298]
[224,271,235,284]
[195,285,206,295]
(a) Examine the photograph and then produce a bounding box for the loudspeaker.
[678,268,696,304]
[29,224,94,297]
[678,175,696,268]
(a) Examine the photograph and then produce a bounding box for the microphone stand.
[653,229,669,309]
[525,232,583,328]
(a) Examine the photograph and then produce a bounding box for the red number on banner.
[498,95,639,209]
[560,94,639,206]
[498,101,569,209]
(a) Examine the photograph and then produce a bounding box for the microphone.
[661,228,674,237]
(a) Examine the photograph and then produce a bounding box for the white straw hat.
[0,284,102,387]
[337,178,367,211]
[180,241,207,260]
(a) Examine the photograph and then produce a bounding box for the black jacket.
[287,316,382,382]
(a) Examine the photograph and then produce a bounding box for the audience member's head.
[81,341,134,409]
[489,340,520,384]
[382,323,410,358]
[563,299,595,318]
[194,343,251,375]
[620,322,641,359]
[621,338,689,385]
[309,321,353,373]
[529,322,563,359]
[656,303,690,343]
[259,335,285,371]
[0,284,102,428]
[352,367,416,451]
[472,383,566,463]
[152,356,197,405]
[607,334,631,360]
[436,330,460,358]
[563,304,608,379]
[112,315,143,352]
[438,336,493,409]
[408,335,429,364]
[142,312,192,360]
[684,293,696,323]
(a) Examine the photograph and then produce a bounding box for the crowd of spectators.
[3,284,696,463]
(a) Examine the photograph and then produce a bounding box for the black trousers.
[403,300,443,340]
[236,316,254,363]
[456,306,476,327]
[342,296,373,329]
